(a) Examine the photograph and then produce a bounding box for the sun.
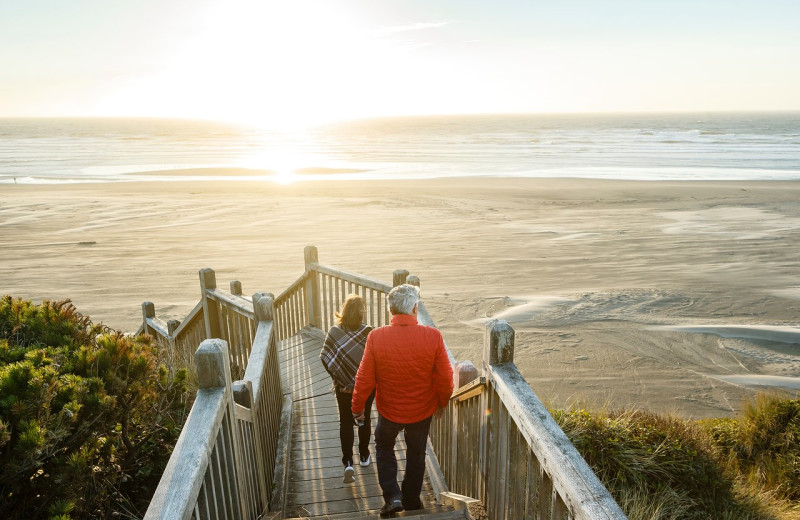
[94,1,385,129]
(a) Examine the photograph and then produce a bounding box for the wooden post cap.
[232,380,253,408]
[455,360,479,388]
[167,319,180,335]
[392,270,410,287]
[484,319,515,367]
[304,245,319,266]
[252,292,275,321]
[199,268,217,290]
[142,301,155,319]
[230,280,242,296]
[195,339,229,389]
[406,275,420,288]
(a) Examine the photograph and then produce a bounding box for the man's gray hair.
[387,284,420,315]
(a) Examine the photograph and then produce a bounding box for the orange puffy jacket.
[351,313,454,424]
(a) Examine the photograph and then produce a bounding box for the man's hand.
[434,406,446,419]
[353,411,366,427]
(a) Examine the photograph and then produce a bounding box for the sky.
[1,0,799,127]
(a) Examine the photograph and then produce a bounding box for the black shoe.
[379,499,403,517]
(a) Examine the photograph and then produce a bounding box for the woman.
[320,294,376,484]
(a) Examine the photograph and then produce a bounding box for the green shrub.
[0,296,189,519]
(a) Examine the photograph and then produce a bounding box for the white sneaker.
[343,464,355,484]
[359,454,371,467]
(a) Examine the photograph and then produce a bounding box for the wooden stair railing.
[141,246,627,520]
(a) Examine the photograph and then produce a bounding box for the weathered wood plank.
[298,508,465,520]
[286,495,386,517]
[286,470,409,495]
[288,484,385,505]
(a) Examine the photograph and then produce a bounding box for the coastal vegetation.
[1,295,798,519]
[555,395,800,520]
[0,296,189,519]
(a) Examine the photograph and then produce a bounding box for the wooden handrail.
[144,286,283,520]
[489,363,626,519]
[145,387,228,520]
[172,301,204,338]
[451,376,485,402]
[144,316,170,340]
[309,263,393,294]
[430,319,628,520]
[145,339,242,520]
[206,289,255,320]
[274,272,308,305]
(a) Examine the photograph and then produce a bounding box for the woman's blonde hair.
[335,294,367,331]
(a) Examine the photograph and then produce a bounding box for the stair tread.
[292,504,467,520]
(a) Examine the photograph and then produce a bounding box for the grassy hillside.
[554,394,800,520]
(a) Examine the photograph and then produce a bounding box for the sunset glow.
[1,0,799,127]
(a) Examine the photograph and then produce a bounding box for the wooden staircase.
[142,250,628,520]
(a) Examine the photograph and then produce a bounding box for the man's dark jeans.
[334,387,375,467]
[374,413,433,510]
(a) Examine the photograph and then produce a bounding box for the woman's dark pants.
[335,387,375,466]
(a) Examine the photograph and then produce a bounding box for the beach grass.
[554,396,800,520]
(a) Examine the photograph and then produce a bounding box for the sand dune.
[2,177,800,418]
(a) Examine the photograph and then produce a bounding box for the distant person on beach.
[351,284,454,516]
[320,294,375,484]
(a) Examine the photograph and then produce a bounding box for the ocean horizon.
[1,112,799,184]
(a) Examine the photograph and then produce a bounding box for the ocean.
[1,113,799,184]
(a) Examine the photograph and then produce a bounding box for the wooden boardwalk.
[279,330,439,519]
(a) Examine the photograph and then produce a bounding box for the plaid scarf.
[320,323,373,392]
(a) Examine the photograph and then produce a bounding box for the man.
[351,284,454,516]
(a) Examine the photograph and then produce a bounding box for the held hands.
[353,411,366,427]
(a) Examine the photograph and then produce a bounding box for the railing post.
[166,319,180,365]
[195,339,246,520]
[393,269,410,287]
[455,360,479,388]
[484,319,515,369]
[199,268,221,340]
[230,280,243,296]
[142,301,155,335]
[196,338,230,388]
[167,319,180,336]
[480,319,515,507]
[253,292,274,322]
[304,246,321,329]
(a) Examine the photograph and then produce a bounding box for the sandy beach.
[2,176,799,418]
